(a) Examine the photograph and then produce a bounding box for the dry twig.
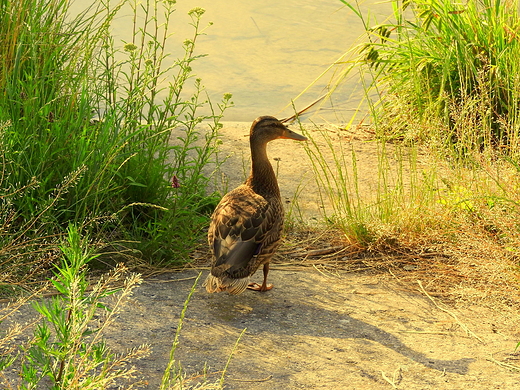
[417,280,483,343]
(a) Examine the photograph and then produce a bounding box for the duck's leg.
[247,263,273,292]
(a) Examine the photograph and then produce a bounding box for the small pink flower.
[171,175,180,188]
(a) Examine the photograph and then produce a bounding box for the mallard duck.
[203,116,307,294]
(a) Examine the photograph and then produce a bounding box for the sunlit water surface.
[70,0,392,122]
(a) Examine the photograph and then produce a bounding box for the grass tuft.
[338,0,520,158]
[0,0,233,285]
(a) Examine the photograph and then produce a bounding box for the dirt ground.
[2,121,520,389]
[102,268,519,389]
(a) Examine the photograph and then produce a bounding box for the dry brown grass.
[275,208,520,328]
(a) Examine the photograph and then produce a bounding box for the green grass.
[338,0,520,157]
[0,225,237,389]
[0,0,232,287]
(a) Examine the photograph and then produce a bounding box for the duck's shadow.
[194,272,474,375]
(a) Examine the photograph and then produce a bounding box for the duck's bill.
[281,128,308,141]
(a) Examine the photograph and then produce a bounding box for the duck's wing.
[208,186,282,279]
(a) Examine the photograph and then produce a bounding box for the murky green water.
[70,0,391,122]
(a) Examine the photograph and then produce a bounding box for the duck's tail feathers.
[203,273,250,295]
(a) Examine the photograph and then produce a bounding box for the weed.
[0,0,232,282]
[0,225,146,389]
[1,226,241,389]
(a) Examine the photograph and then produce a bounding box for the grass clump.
[0,0,232,286]
[338,0,520,157]
[308,0,520,249]
[325,0,520,257]
[301,123,441,248]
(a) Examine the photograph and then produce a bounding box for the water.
[70,0,392,123]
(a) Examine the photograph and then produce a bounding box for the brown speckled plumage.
[203,116,307,294]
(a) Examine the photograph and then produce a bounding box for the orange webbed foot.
[247,282,273,292]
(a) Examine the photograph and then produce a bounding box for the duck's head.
[250,116,307,143]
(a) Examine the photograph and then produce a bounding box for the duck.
[203,116,307,294]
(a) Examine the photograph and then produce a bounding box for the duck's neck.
[245,139,280,197]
